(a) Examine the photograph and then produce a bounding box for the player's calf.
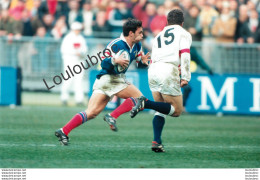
[130,96,175,118]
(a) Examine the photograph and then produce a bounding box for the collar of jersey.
[120,33,136,53]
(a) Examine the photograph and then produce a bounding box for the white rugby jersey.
[151,25,192,66]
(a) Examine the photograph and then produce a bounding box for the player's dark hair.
[167,9,184,25]
[123,18,142,36]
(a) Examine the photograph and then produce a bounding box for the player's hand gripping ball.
[114,50,130,72]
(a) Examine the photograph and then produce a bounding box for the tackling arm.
[180,52,191,82]
[180,33,192,83]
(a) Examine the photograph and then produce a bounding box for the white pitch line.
[0,143,57,147]
[0,143,259,150]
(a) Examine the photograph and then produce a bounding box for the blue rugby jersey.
[96,34,143,79]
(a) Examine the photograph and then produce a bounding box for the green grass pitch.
[0,106,259,168]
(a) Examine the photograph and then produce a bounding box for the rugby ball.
[114,50,130,72]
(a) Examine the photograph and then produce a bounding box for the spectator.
[92,10,111,38]
[105,0,117,20]
[57,0,70,18]
[91,0,106,13]
[248,9,260,43]
[42,13,54,35]
[30,16,43,36]
[0,0,11,10]
[196,0,206,8]
[82,1,94,37]
[60,22,88,106]
[198,1,219,39]
[26,0,43,33]
[183,4,213,99]
[9,0,34,10]
[172,2,182,10]
[8,0,25,21]
[150,5,167,33]
[133,2,156,32]
[0,10,14,36]
[207,0,218,10]
[108,1,133,36]
[30,0,41,19]
[212,2,237,43]
[1,8,23,37]
[20,9,34,36]
[164,0,174,15]
[183,5,202,41]
[38,0,63,20]
[235,4,252,44]
[197,1,219,65]
[0,9,17,66]
[180,0,193,16]
[230,0,239,18]
[66,0,82,29]
[216,0,224,12]
[247,0,256,16]
[51,15,68,39]
[255,0,260,14]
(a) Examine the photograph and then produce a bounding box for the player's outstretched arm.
[141,52,151,65]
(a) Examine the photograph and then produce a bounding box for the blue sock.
[144,100,171,115]
[153,115,165,144]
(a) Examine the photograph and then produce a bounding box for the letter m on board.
[197,76,237,111]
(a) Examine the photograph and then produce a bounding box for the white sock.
[155,112,166,118]
[168,105,175,116]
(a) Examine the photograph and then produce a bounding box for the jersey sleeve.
[180,32,192,82]
[179,32,192,51]
[100,40,123,73]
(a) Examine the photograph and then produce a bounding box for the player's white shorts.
[148,62,182,96]
[93,74,130,98]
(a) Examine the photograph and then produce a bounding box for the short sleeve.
[179,32,192,51]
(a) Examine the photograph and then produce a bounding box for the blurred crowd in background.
[0,0,259,43]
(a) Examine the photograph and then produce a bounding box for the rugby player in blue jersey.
[55,19,176,146]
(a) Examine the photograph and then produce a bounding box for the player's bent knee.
[173,112,181,117]
[171,108,183,117]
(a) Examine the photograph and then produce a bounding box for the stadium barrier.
[186,73,260,115]
[0,67,22,105]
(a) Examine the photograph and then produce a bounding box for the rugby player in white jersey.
[131,9,192,152]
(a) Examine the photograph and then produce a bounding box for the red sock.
[111,97,136,119]
[63,111,87,135]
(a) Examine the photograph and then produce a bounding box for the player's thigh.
[115,84,143,99]
[152,91,164,102]
[85,93,110,120]
[162,94,183,117]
